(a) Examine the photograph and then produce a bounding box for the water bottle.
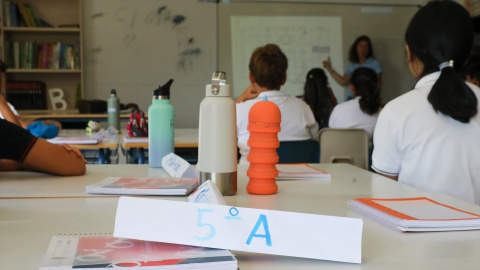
[246,96,281,195]
[107,89,120,129]
[148,79,174,168]
[197,71,237,195]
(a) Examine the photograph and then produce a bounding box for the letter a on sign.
[246,214,272,246]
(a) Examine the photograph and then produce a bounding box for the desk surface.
[122,128,199,148]
[54,129,121,149]
[1,164,479,269]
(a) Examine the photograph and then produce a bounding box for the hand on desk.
[60,144,87,164]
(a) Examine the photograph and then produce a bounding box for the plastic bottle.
[107,89,120,130]
[246,96,281,195]
[197,72,237,196]
[148,79,174,168]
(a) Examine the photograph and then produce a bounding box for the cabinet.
[0,0,83,110]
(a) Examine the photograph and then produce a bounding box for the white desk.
[1,164,479,269]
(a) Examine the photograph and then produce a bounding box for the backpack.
[127,109,148,137]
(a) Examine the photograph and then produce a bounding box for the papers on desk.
[47,137,102,145]
[86,177,199,196]
[276,163,331,180]
[123,136,148,143]
[39,235,237,270]
[348,197,480,232]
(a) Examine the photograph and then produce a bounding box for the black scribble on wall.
[92,13,104,19]
[177,48,201,73]
[172,15,186,28]
[145,5,170,26]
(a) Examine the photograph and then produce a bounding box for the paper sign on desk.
[114,197,363,263]
[161,152,198,178]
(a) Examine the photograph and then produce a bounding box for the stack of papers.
[348,197,480,232]
[123,136,148,143]
[39,235,237,269]
[276,164,331,180]
[86,177,199,196]
[47,137,102,145]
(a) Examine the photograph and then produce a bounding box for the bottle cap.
[153,79,174,99]
[110,89,117,95]
[206,71,231,97]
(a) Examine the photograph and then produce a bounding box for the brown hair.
[248,44,288,90]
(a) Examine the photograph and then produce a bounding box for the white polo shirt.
[236,90,318,164]
[328,96,380,139]
[372,72,480,205]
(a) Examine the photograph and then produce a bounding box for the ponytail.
[351,67,381,115]
[405,1,476,123]
[304,68,333,126]
[428,65,478,123]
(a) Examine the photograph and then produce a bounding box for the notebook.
[47,137,102,145]
[276,164,331,180]
[348,197,480,232]
[122,136,148,143]
[85,177,199,196]
[39,235,237,270]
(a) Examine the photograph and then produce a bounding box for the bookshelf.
[0,0,83,110]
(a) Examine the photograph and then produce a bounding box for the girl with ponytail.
[328,67,381,139]
[301,68,337,129]
[372,1,480,205]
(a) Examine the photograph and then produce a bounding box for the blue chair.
[277,139,320,164]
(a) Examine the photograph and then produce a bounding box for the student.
[299,68,337,129]
[328,67,381,139]
[0,118,87,176]
[372,1,480,205]
[236,44,318,164]
[323,35,382,99]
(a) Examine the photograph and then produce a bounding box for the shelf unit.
[0,0,83,110]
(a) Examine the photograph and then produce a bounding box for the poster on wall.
[231,16,345,101]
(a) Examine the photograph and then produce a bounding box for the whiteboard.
[83,0,217,127]
[231,16,344,100]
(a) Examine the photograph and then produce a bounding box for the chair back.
[277,139,320,164]
[317,128,369,169]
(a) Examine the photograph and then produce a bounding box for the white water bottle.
[197,72,237,195]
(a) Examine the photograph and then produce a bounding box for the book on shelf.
[275,163,331,180]
[39,235,238,270]
[348,197,480,232]
[47,137,102,145]
[86,177,199,196]
[6,81,47,110]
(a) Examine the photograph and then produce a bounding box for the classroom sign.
[114,197,363,263]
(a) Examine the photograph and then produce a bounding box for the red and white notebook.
[85,177,199,196]
[348,197,480,232]
[276,164,331,180]
[39,235,237,269]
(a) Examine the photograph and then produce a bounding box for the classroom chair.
[276,139,320,164]
[317,128,369,169]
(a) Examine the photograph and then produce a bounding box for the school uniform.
[372,72,480,205]
[328,96,380,139]
[0,119,37,162]
[236,90,318,164]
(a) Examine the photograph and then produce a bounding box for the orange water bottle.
[246,96,281,195]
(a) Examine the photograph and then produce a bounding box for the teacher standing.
[323,35,382,99]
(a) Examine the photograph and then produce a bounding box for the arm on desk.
[0,140,87,176]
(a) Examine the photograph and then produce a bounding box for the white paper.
[188,180,227,205]
[161,152,198,178]
[114,197,363,263]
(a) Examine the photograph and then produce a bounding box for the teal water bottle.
[107,89,120,129]
[148,79,174,168]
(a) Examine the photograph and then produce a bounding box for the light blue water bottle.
[148,79,174,168]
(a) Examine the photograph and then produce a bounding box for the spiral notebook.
[39,235,237,269]
[348,197,480,232]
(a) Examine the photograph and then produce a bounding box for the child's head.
[348,35,373,63]
[405,1,476,123]
[248,44,288,90]
[350,67,380,115]
[304,68,331,125]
